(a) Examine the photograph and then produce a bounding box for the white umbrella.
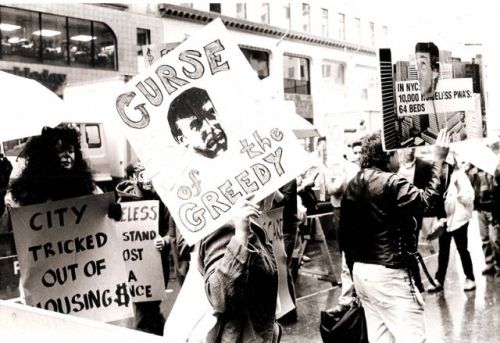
[0,71,66,141]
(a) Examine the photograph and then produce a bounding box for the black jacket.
[339,162,444,270]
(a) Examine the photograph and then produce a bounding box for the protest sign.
[379,41,487,150]
[117,200,165,303]
[255,207,295,318]
[112,19,311,245]
[10,193,133,322]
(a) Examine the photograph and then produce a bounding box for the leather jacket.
[340,162,444,269]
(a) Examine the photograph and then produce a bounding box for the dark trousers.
[435,222,475,285]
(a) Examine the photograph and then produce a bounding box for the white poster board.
[10,193,132,322]
[117,200,165,302]
[111,19,311,245]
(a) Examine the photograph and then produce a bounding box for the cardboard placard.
[10,193,132,322]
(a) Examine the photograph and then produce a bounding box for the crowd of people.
[2,123,500,343]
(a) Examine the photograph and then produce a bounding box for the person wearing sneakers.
[428,151,476,292]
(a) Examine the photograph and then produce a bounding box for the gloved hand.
[0,154,13,190]
[107,203,123,221]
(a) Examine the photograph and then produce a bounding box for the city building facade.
[0,2,390,161]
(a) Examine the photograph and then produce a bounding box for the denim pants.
[353,262,426,343]
[478,210,500,270]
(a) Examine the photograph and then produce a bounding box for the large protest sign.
[10,193,133,322]
[111,19,311,245]
[117,200,165,303]
[379,41,487,150]
[255,207,295,319]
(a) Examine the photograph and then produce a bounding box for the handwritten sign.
[10,193,133,322]
[118,200,165,302]
[255,207,295,318]
[112,19,311,245]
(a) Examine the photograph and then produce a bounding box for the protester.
[2,125,122,302]
[340,129,449,342]
[326,141,361,315]
[469,143,500,276]
[116,162,173,335]
[197,193,280,342]
[427,152,476,292]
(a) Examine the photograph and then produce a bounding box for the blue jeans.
[353,262,426,343]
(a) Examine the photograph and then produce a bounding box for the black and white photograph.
[1,1,500,342]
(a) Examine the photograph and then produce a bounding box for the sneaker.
[464,279,476,291]
[482,266,496,275]
[427,280,443,293]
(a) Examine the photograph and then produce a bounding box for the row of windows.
[0,6,117,70]
[182,3,385,45]
[237,49,347,96]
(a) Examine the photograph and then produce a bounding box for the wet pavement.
[280,212,500,343]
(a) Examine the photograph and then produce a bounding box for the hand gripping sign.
[111,19,311,245]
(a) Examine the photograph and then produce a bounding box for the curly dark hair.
[10,126,95,206]
[360,131,391,170]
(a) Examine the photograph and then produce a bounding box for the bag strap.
[410,251,437,287]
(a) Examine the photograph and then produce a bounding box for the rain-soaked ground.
[280,212,500,343]
[110,211,500,342]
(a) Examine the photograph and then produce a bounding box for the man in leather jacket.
[339,129,449,343]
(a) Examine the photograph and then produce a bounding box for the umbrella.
[0,71,66,142]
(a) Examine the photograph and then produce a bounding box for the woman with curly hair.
[8,126,98,206]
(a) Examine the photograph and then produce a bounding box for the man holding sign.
[111,18,311,245]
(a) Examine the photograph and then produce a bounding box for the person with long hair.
[9,126,98,206]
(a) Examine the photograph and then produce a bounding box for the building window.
[354,18,361,42]
[68,17,92,68]
[321,8,329,37]
[240,47,269,80]
[0,7,40,63]
[0,6,117,70]
[302,3,310,33]
[209,3,221,14]
[137,28,151,56]
[283,55,310,95]
[93,22,116,70]
[41,13,68,66]
[283,3,291,29]
[322,60,345,85]
[369,21,375,45]
[337,13,345,40]
[261,3,270,24]
[236,3,246,20]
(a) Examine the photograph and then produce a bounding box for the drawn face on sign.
[168,87,228,159]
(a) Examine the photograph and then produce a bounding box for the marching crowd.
[2,124,500,343]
